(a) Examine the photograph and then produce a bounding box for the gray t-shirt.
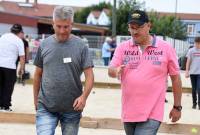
[186,47,200,74]
[34,35,93,112]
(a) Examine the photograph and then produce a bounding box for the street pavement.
[0,64,197,135]
[0,123,181,135]
[9,84,200,125]
[26,64,192,88]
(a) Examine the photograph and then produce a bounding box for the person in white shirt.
[0,24,25,111]
[185,37,200,109]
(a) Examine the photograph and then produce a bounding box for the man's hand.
[73,95,87,111]
[116,65,125,79]
[34,99,38,110]
[169,108,181,122]
[33,67,43,111]
[18,68,24,76]
[185,71,189,78]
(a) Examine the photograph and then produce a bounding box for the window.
[188,37,195,44]
[187,24,195,35]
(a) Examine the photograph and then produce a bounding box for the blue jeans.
[36,103,81,135]
[124,119,161,135]
[103,57,110,66]
[190,74,200,105]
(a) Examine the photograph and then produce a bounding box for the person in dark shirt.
[16,32,29,65]
[110,36,117,60]
[16,32,29,85]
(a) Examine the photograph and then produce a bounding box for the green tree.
[173,18,187,40]
[74,0,187,40]
[74,7,92,23]
[149,11,187,40]
[90,2,112,10]
[115,0,187,39]
[116,0,144,35]
[74,2,112,24]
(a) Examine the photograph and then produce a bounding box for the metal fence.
[28,35,190,66]
[165,37,191,57]
[27,35,107,66]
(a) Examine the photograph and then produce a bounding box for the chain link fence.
[26,35,190,66]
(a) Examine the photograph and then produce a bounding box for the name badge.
[152,61,161,65]
[63,57,72,63]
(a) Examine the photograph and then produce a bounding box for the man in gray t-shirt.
[185,36,200,109]
[33,6,94,135]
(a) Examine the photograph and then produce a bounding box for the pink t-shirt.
[110,36,180,122]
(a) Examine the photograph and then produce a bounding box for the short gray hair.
[53,6,74,22]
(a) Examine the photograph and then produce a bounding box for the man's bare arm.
[185,57,191,78]
[18,55,25,75]
[169,74,182,122]
[82,67,94,99]
[33,67,43,110]
[108,65,125,78]
[170,75,182,106]
[73,67,94,111]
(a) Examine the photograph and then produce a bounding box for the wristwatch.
[173,105,182,111]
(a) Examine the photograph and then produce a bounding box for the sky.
[2,0,200,14]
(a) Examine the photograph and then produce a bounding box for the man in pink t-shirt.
[108,10,182,135]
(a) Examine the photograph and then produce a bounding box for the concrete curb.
[24,79,192,93]
[0,112,199,134]
[0,112,35,124]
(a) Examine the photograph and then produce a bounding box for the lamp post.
[175,0,178,17]
[173,0,178,48]
[112,0,116,36]
[133,0,138,10]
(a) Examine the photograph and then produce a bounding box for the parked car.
[178,55,187,70]
[178,46,193,70]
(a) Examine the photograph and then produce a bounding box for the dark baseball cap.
[128,10,149,25]
[10,23,23,33]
